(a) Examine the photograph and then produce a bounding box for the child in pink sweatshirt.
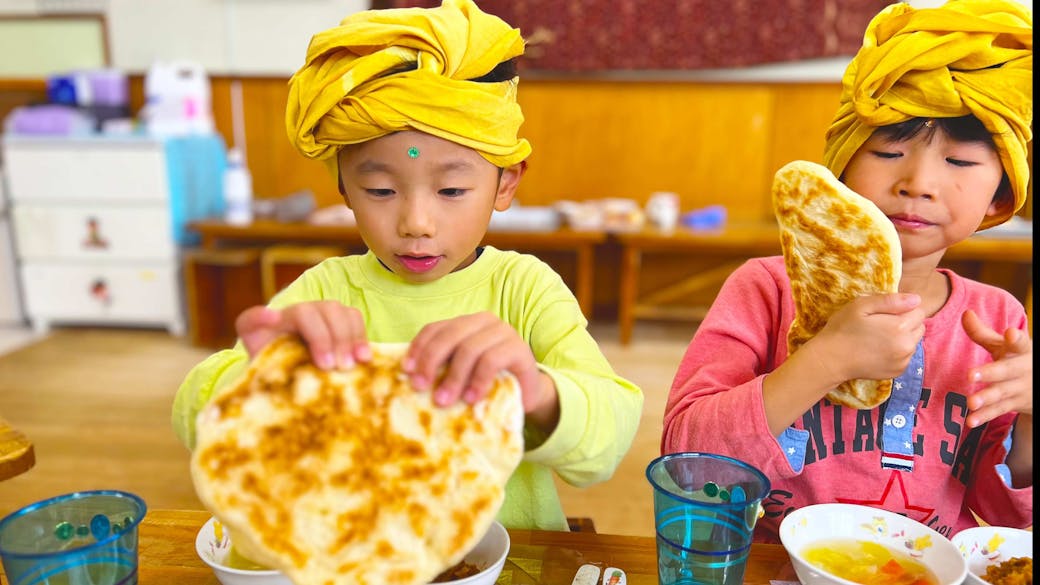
[662,0,1032,543]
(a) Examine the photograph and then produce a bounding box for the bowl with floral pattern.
[779,503,966,585]
[195,516,292,585]
[950,526,1032,585]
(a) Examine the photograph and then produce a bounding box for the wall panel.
[516,81,778,221]
[163,76,844,223]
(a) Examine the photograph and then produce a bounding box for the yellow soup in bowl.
[802,538,940,585]
[225,545,273,572]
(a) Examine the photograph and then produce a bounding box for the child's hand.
[813,293,926,384]
[235,302,371,370]
[961,309,1032,428]
[404,312,557,417]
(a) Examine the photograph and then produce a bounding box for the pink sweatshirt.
[662,256,1032,543]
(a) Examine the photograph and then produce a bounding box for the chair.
[260,245,345,302]
[183,248,264,348]
[567,516,597,533]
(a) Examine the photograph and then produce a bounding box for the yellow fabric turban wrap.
[824,0,1033,230]
[286,0,531,174]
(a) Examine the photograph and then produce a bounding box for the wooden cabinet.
[1,135,225,335]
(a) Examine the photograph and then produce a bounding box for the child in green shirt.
[173,0,643,532]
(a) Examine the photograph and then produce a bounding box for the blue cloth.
[163,135,226,245]
[880,341,925,471]
[778,427,809,472]
[995,427,1014,486]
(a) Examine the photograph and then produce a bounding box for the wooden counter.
[614,224,1033,345]
[187,219,606,319]
[184,218,1032,347]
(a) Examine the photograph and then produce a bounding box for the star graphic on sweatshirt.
[836,470,935,524]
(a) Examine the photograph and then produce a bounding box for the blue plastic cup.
[646,453,770,585]
[0,490,147,585]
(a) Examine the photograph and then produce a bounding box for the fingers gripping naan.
[190,336,524,585]
[772,160,902,409]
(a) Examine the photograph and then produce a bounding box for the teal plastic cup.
[0,490,147,585]
[646,453,770,585]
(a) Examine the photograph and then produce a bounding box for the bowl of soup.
[779,503,966,585]
[195,516,292,585]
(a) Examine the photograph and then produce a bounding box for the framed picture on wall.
[0,14,109,79]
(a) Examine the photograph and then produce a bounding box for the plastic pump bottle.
[223,147,253,225]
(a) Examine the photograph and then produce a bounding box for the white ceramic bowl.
[779,503,967,585]
[434,520,510,585]
[194,517,292,585]
[195,517,509,585]
[951,526,1032,585]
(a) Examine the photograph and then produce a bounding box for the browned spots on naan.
[773,161,902,409]
[191,337,524,585]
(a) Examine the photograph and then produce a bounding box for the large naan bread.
[190,336,524,585]
[772,160,902,409]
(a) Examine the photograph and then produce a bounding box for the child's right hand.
[235,302,371,370]
[812,292,926,384]
[762,292,925,435]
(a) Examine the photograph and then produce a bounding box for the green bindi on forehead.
[407,146,420,159]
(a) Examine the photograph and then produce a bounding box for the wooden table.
[30,509,792,585]
[615,223,1033,345]
[0,416,34,481]
[187,219,606,318]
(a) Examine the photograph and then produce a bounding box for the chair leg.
[567,516,597,533]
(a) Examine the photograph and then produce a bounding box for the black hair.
[468,58,518,83]
[872,115,1013,210]
[874,115,993,144]
[374,58,518,83]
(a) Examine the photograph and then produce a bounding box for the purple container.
[87,70,129,107]
[4,105,93,136]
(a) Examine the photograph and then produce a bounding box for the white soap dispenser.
[223,146,253,225]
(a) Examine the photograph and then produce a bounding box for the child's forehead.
[338,131,492,168]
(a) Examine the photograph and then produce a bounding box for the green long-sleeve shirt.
[172,246,643,531]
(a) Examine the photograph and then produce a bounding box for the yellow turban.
[286,0,531,172]
[824,0,1032,230]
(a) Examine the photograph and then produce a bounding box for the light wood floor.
[0,321,695,538]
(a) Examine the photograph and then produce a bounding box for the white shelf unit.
[1,134,225,335]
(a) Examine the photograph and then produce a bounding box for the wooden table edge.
[133,509,793,585]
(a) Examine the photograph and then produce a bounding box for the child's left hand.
[961,309,1033,428]
[403,312,559,422]
[401,310,561,422]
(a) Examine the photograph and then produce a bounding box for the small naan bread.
[772,160,902,409]
[191,336,524,585]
